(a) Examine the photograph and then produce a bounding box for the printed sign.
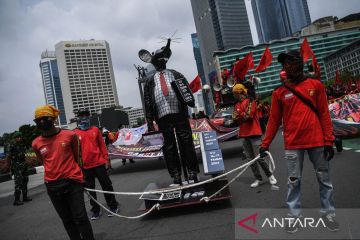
[200,131,225,175]
[171,78,195,107]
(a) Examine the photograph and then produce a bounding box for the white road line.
[343,147,352,150]
[355,150,360,153]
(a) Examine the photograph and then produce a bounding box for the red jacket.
[262,78,334,150]
[32,130,84,183]
[74,127,109,169]
[235,99,262,138]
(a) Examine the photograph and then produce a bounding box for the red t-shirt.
[73,127,109,169]
[32,130,84,183]
[235,99,262,138]
[262,78,334,149]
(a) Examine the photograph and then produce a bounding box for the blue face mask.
[78,116,90,130]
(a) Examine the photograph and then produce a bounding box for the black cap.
[277,50,302,64]
[77,108,90,117]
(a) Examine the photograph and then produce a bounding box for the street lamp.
[97,110,102,128]
[202,84,215,116]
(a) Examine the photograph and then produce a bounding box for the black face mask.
[36,118,54,131]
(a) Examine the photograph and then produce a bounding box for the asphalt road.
[0,132,359,240]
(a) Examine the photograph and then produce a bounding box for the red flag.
[357,79,360,90]
[334,70,341,86]
[312,56,321,79]
[233,52,253,81]
[347,79,353,91]
[189,75,202,93]
[255,47,273,73]
[300,37,314,62]
[221,68,230,85]
[247,52,254,70]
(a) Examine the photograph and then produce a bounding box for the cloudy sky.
[0,0,359,135]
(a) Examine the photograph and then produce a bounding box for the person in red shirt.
[74,109,119,221]
[259,50,338,233]
[32,105,95,240]
[232,84,277,188]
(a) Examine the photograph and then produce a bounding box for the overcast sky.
[0,0,359,135]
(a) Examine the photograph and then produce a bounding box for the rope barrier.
[85,151,274,196]
[84,151,275,219]
[85,191,160,219]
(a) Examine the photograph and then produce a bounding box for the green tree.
[18,124,41,149]
[136,117,145,127]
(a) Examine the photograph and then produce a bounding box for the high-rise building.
[214,18,360,96]
[252,0,311,43]
[191,33,213,115]
[191,33,206,86]
[324,39,360,81]
[39,50,67,127]
[55,40,119,124]
[190,0,253,84]
[123,107,145,127]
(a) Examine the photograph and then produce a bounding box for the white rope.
[201,151,275,202]
[85,191,160,219]
[84,151,275,219]
[85,151,275,196]
[201,164,250,202]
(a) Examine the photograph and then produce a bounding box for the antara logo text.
[237,213,327,234]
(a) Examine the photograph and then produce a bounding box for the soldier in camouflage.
[7,131,32,206]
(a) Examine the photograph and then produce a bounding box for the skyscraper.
[55,40,119,124]
[39,50,67,127]
[191,33,206,87]
[191,0,253,84]
[252,0,311,43]
[191,33,213,114]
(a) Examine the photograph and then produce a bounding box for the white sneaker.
[269,175,277,185]
[250,180,261,188]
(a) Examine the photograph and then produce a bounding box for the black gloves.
[259,147,269,158]
[324,145,334,161]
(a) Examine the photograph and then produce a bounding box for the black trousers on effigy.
[157,113,199,178]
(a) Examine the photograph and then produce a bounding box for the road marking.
[355,150,360,153]
[343,147,352,150]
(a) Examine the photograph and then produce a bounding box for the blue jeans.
[285,147,335,217]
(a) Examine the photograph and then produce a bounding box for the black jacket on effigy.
[143,69,191,128]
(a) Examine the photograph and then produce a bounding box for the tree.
[18,124,41,149]
[136,117,145,127]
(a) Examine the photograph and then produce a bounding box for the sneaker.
[173,173,182,185]
[122,159,126,165]
[108,208,119,217]
[268,175,277,185]
[285,217,298,234]
[188,171,199,183]
[250,180,261,188]
[91,211,102,220]
[13,200,24,206]
[322,214,340,231]
[129,159,135,163]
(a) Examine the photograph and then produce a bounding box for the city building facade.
[214,23,360,96]
[252,0,311,43]
[39,50,67,127]
[190,0,253,83]
[324,39,360,80]
[191,33,212,115]
[123,107,145,127]
[55,40,119,124]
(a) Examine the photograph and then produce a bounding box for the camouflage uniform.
[7,141,30,203]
